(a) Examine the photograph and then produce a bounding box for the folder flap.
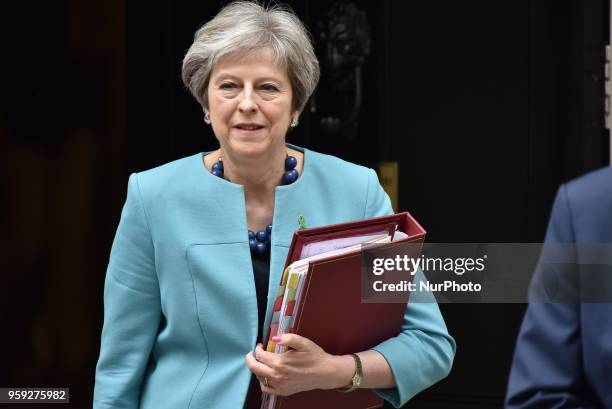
[286,212,425,271]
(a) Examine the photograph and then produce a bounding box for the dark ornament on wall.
[312,1,371,153]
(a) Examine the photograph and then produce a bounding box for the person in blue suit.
[93,2,455,408]
[506,166,612,408]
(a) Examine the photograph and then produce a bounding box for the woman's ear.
[290,111,300,128]
[204,108,211,125]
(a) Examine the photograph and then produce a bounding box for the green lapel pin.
[297,214,306,230]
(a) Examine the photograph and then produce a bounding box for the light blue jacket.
[93,146,455,409]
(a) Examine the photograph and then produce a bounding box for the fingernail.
[272,335,282,342]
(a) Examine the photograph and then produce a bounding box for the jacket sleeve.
[93,173,162,409]
[364,169,456,408]
[505,185,595,408]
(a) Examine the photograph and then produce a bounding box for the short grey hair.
[181,1,320,113]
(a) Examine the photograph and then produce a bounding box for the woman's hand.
[244,334,355,396]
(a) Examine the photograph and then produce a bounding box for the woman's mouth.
[234,123,265,131]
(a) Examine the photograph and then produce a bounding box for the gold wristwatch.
[337,353,363,393]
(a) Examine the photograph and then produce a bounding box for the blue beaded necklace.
[210,153,299,258]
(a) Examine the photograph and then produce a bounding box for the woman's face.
[206,48,295,159]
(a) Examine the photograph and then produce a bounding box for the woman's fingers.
[254,343,283,367]
[244,350,275,378]
[246,335,331,395]
[246,348,285,395]
[275,333,314,351]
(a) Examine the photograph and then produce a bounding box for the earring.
[204,112,211,125]
[290,117,299,128]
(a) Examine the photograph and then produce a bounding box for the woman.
[93,2,455,408]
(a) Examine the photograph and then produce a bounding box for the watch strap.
[337,353,363,393]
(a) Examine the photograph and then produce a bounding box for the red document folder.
[256,212,426,409]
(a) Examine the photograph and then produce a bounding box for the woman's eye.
[261,84,279,92]
[219,82,237,90]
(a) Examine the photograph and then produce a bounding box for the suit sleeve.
[364,169,456,408]
[505,185,596,408]
[93,173,162,409]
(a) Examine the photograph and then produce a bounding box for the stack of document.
[257,212,425,409]
[266,232,395,354]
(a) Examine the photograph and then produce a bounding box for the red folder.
[256,212,426,409]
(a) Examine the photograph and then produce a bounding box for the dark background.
[0,0,609,408]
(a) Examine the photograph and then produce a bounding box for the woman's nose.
[237,88,258,114]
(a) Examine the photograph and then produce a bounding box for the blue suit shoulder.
[560,167,612,242]
[129,153,201,203]
[564,166,612,209]
[306,148,374,193]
